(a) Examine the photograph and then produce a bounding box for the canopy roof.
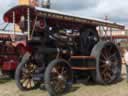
[3,5,124,30]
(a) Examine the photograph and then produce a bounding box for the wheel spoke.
[61,66,65,75]
[108,52,117,60]
[21,72,28,79]
[101,63,113,81]
[20,79,25,83]
[101,61,116,82]
[22,67,29,74]
[51,77,66,92]
[50,79,62,93]
[54,81,62,93]
[100,60,106,64]
[52,67,60,75]
[102,71,108,81]
[107,45,113,57]
[30,79,35,87]
[50,74,58,81]
[106,72,112,80]
[100,64,106,68]
[106,66,111,71]
[102,69,111,81]
[27,79,31,89]
[101,53,107,59]
[22,79,29,87]
[101,67,107,75]
[103,48,109,59]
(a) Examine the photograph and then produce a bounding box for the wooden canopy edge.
[3,5,125,30]
[36,7,125,30]
[3,5,35,23]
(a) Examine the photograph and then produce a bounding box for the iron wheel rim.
[49,62,72,94]
[19,61,37,89]
[99,43,120,83]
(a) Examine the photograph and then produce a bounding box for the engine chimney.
[19,0,50,8]
[42,0,50,8]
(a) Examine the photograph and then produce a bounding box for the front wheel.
[15,52,39,91]
[44,59,73,96]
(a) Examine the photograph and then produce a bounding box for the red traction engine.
[0,33,26,78]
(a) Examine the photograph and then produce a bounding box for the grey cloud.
[0,0,128,26]
[51,0,99,11]
[50,0,127,25]
[62,0,128,25]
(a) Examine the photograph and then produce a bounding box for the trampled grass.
[0,65,127,96]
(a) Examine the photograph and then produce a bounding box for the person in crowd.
[30,0,39,7]
[123,48,128,81]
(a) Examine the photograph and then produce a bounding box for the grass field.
[0,65,128,96]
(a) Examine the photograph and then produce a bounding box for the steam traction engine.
[4,5,124,96]
[0,30,26,78]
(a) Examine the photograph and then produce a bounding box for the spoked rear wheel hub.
[100,43,120,83]
[91,41,121,84]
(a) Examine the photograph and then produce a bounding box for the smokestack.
[42,0,50,8]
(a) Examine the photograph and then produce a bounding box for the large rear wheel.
[91,41,121,84]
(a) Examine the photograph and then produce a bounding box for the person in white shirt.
[123,48,128,81]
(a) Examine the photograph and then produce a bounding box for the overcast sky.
[0,0,128,26]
